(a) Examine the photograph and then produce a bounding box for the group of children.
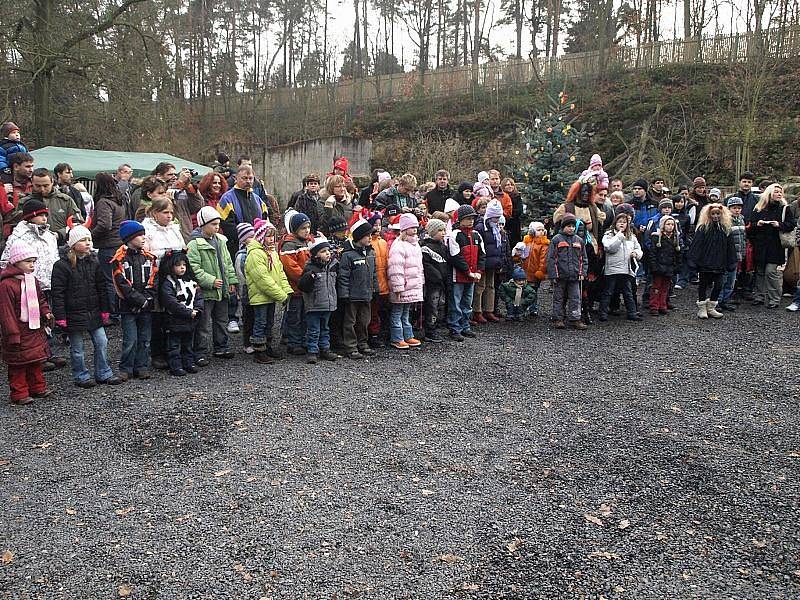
[0,150,793,405]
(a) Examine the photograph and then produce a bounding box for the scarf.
[18,274,41,329]
[489,220,502,250]
[513,283,523,306]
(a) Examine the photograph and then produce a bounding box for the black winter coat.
[420,238,450,290]
[475,218,510,273]
[337,240,379,302]
[647,233,681,277]
[160,275,204,333]
[424,186,452,214]
[50,254,109,333]
[748,203,796,267]
[687,224,737,273]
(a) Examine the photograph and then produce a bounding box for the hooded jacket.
[337,239,379,302]
[0,264,50,365]
[522,234,550,282]
[278,233,311,296]
[420,237,450,291]
[160,275,204,332]
[50,253,109,333]
[245,239,293,305]
[602,230,642,276]
[0,221,59,290]
[387,234,425,304]
[111,245,158,313]
[547,231,587,281]
[186,230,238,301]
[447,226,485,284]
[298,257,338,312]
[91,193,128,249]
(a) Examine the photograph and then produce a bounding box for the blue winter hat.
[119,220,145,243]
[512,266,526,281]
[289,212,311,233]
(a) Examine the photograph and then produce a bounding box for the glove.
[55,320,67,329]
[100,313,110,325]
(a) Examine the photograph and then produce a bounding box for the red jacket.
[447,226,486,284]
[0,265,50,366]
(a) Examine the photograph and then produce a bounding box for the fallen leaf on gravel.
[618,519,630,530]
[752,539,766,548]
[670,405,683,413]
[234,563,245,572]
[65,507,77,516]
[793,570,800,578]
[656,532,668,541]
[461,582,479,590]
[599,504,612,516]
[576,417,589,424]
[542,401,551,409]
[0,459,9,466]
[118,585,132,597]
[114,507,134,516]
[708,394,720,401]
[435,553,463,564]
[214,469,232,477]
[659,368,675,373]
[246,476,258,483]
[2,550,13,564]
[584,515,603,527]
[421,489,435,497]
[788,452,800,458]
[507,538,523,553]
[32,442,52,449]
[588,551,619,560]
[613,585,625,593]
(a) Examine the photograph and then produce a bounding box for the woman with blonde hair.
[321,174,354,233]
[748,183,796,308]
[687,203,737,319]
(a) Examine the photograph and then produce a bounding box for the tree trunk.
[473,0,480,65]
[32,0,54,145]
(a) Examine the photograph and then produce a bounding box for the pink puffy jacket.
[387,235,425,304]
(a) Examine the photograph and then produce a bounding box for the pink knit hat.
[590,154,603,168]
[253,218,276,244]
[6,241,36,265]
[398,213,419,232]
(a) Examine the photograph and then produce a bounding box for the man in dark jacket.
[24,168,84,245]
[337,219,379,359]
[54,163,88,219]
[289,174,324,233]
[424,170,453,214]
[725,171,758,224]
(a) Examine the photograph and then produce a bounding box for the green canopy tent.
[29,146,211,180]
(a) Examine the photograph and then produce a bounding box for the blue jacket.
[632,198,659,232]
[475,218,510,272]
[0,139,28,172]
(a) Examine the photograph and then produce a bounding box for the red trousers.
[649,274,671,311]
[368,294,389,335]
[8,362,46,401]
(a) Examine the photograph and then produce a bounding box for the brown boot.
[553,320,566,329]
[254,351,274,365]
[571,320,588,330]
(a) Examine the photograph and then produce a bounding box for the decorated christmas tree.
[508,91,589,219]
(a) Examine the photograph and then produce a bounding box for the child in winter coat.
[473,199,507,323]
[298,235,339,364]
[112,220,158,380]
[580,154,609,190]
[647,216,681,315]
[0,241,52,404]
[187,206,239,365]
[719,196,746,310]
[599,213,642,322]
[246,219,293,364]
[279,210,313,355]
[159,250,203,376]
[515,221,549,316]
[1,199,64,370]
[446,205,485,341]
[234,222,256,354]
[367,214,390,347]
[337,219,379,359]
[0,122,27,184]
[499,266,537,320]
[51,226,122,388]
[546,214,588,330]
[688,203,737,319]
[420,218,450,342]
[387,213,425,349]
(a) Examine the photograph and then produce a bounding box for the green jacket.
[187,231,238,301]
[498,279,537,309]
[245,240,293,306]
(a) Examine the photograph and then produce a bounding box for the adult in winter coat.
[424,170,453,215]
[688,203,738,318]
[553,178,605,252]
[598,213,642,321]
[453,182,475,207]
[725,171,758,224]
[321,175,355,234]
[748,183,796,308]
[197,171,228,211]
[91,173,128,317]
[387,213,424,349]
[22,168,84,245]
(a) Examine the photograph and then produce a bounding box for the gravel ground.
[1,287,799,599]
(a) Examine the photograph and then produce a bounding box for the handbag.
[779,205,797,249]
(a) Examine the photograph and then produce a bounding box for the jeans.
[305,311,331,355]
[166,330,195,371]
[252,303,276,350]
[194,297,229,358]
[600,275,637,317]
[69,327,114,383]
[242,304,254,347]
[390,303,414,342]
[552,279,581,321]
[676,260,690,288]
[448,282,474,334]
[97,247,118,317]
[228,289,239,322]
[285,296,306,349]
[423,286,446,334]
[793,278,800,304]
[120,313,152,374]
[719,269,737,303]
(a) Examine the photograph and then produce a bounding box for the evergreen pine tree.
[508,92,589,219]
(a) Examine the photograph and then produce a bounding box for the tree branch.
[59,0,148,54]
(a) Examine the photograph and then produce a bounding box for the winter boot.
[254,350,274,365]
[706,300,724,319]
[696,300,708,319]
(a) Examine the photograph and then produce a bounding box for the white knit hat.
[444,198,460,214]
[197,206,222,227]
[67,225,93,248]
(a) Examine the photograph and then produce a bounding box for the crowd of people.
[0,125,797,405]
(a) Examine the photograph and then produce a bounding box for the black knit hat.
[328,216,348,234]
[632,178,648,190]
[351,219,373,242]
[455,204,477,222]
[21,198,48,220]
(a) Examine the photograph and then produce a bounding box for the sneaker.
[185,365,199,374]
[31,388,53,398]
[320,349,339,361]
[213,351,235,359]
[227,320,240,333]
[243,346,255,354]
[405,338,422,347]
[391,340,410,349]
[347,351,364,360]
[461,329,477,338]
[11,397,33,405]
[74,380,96,389]
[170,369,188,377]
[674,284,683,290]
[449,331,465,342]
[359,347,376,356]
[787,302,800,312]
[98,376,125,385]
[306,354,318,364]
[195,358,210,367]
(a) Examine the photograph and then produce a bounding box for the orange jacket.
[278,233,310,296]
[523,234,550,282]
[497,191,513,219]
[371,232,390,295]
